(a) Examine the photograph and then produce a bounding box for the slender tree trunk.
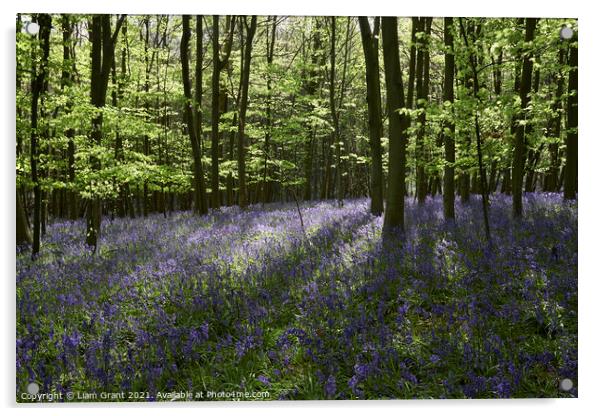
[211,16,222,209]
[181,15,208,216]
[303,19,324,201]
[443,17,455,221]
[382,17,410,233]
[328,17,344,206]
[237,16,257,209]
[16,15,31,245]
[210,16,235,208]
[59,15,79,221]
[512,18,538,218]
[459,18,491,241]
[416,17,432,204]
[262,16,277,205]
[524,68,541,192]
[226,112,236,206]
[29,14,51,257]
[406,18,419,109]
[564,34,578,200]
[358,17,384,216]
[544,48,565,192]
[194,15,209,214]
[17,188,32,245]
[86,14,125,251]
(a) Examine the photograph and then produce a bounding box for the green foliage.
[16,15,577,211]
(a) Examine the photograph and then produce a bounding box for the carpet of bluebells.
[16,193,577,401]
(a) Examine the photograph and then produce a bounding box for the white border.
[2,1,599,415]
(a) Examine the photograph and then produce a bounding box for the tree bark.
[406,18,419,109]
[382,17,410,232]
[262,16,277,205]
[17,188,32,246]
[29,14,51,256]
[210,16,235,208]
[86,14,125,251]
[460,18,492,240]
[544,48,565,192]
[416,17,432,204]
[329,17,344,206]
[194,15,209,214]
[181,15,208,216]
[512,18,537,218]
[237,16,257,209]
[443,17,456,221]
[358,17,384,216]
[564,33,578,200]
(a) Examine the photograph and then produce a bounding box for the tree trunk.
[194,15,209,214]
[29,14,51,257]
[181,15,208,216]
[512,18,537,218]
[303,19,324,201]
[17,188,32,245]
[544,49,565,192]
[416,17,432,204]
[210,16,235,209]
[86,15,125,251]
[358,17,384,216]
[237,16,257,209]
[262,16,277,205]
[406,18,419,109]
[564,34,578,200]
[443,17,455,221]
[382,17,410,232]
[329,17,344,206]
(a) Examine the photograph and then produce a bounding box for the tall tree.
[511,18,538,218]
[181,15,208,216]
[564,31,578,200]
[29,14,51,256]
[543,48,565,192]
[443,17,456,221]
[194,15,209,214]
[59,14,79,221]
[113,18,134,218]
[416,17,432,204]
[328,17,344,206]
[210,15,235,208]
[382,17,410,232]
[237,16,258,209]
[16,15,32,246]
[262,16,277,205]
[303,18,325,201]
[86,14,126,250]
[358,16,384,216]
[459,18,491,241]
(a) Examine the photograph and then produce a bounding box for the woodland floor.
[16,193,577,400]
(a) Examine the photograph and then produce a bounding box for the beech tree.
[564,32,578,200]
[237,16,258,209]
[442,17,455,221]
[180,15,207,215]
[358,16,384,216]
[86,14,125,250]
[382,16,410,232]
[210,15,235,208]
[28,14,51,256]
[512,18,538,218]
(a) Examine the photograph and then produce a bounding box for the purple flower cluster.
[16,193,577,400]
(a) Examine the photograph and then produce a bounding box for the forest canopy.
[16,14,577,251]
